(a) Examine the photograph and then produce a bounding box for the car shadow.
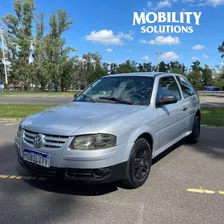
[0,141,119,196]
[186,126,224,159]
[23,140,185,194]
[23,177,119,196]
[152,139,184,165]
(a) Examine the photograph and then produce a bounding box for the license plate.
[23,149,50,168]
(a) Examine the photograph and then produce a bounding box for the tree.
[33,12,46,90]
[158,61,168,72]
[73,52,105,89]
[87,53,105,83]
[169,61,187,75]
[109,63,117,74]
[60,58,76,91]
[33,9,75,91]
[142,62,153,72]
[0,49,6,81]
[186,61,204,90]
[41,9,75,91]
[202,64,213,87]
[2,1,76,91]
[187,71,202,90]
[214,64,224,90]
[218,41,224,58]
[2,0,35,88]
[137,63,144,72]
[102,62,110,74]
[191,61,202,72]
[116,60,138,74]
[0,61,4,81]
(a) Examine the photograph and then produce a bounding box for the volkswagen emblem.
[33,134,44,148]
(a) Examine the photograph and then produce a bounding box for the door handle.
[183,106,188,111]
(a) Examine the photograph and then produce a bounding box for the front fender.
[124,125,157,159]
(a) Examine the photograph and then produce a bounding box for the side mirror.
[156,95,177,107]
[74,94,78,99]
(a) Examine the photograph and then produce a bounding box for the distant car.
[204,86,220,91]
[15,72,200,188]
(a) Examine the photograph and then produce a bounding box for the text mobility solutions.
[133,12,202,34]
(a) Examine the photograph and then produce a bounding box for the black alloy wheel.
[186,116,200,144]
[121,138,152,188]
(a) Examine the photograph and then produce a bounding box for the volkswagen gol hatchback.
[15,72,200,188]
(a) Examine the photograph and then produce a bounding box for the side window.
[157,76,181,101]
[176,76,195,98]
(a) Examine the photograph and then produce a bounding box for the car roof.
[104,72,162,78]
[104,72,184,78]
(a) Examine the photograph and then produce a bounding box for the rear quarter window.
[176,76,195,98]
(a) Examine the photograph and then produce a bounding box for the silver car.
[15,72,200,188]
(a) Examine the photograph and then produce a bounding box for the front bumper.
[18,155,127,183]
[15,135,132,183]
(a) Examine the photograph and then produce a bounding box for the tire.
[121,138,152,189]
[186,116,200,144]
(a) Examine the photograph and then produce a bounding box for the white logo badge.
[33,134,44,148]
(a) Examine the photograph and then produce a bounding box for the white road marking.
[4,122,19,126]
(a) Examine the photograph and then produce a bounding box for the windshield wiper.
[99,97,134,105]
[77,94,96,102]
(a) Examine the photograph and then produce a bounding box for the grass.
[201,107,224,127]
[0,104,223,127]
[0,104,55,120]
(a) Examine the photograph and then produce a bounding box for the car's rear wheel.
[121,138,152,189]
[186,115,200,144]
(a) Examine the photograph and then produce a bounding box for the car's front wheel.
[121,138,152,188]
[186,115,200,144]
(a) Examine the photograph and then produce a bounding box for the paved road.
[0,95,72,105]
[0,95,224,107]
[0,121,224,224]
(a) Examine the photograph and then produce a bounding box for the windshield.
[75,76,154,105]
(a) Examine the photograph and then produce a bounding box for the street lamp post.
[0,22,8,84]
[156,52,161,72]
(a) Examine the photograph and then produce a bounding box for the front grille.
[23,129,69,149]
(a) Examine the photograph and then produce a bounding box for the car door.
[175,76,199,132]
[154,76,186,150]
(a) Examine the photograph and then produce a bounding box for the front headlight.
[70,134,116,150]
[17,126,22,138]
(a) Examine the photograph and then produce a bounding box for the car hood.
[20,102,145,136]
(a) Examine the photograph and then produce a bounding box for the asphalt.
[0,121,224,224]
[0,95,71,105]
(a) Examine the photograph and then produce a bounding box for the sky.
[0,0,224,69]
